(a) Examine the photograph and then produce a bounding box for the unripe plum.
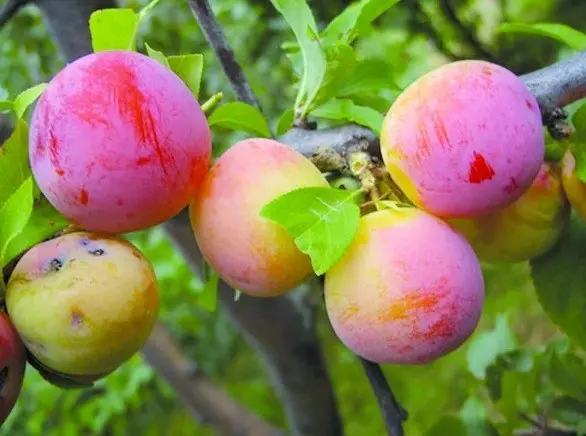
[0,312,26,425]
[29,50,212,234]
[448,162,570,263]
[561,150,586,220]
[380,60,545,218]
[189,138,329,297]
[5,232,159,378]
[324,208,484,364]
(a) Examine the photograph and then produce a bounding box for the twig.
[438,0,498,63]
[359,358,407,436]
[0,0,29,29]
[186,0,260,109]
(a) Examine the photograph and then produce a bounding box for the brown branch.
[141,322,283,436]
[0,0,29,29]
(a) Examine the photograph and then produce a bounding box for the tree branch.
[0,0,29,29]
[186,0,260,109]
[141,322,283,436]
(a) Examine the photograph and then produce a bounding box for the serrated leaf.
[550,396,586,427]
[311,42,357,110]
[466,313,518,379]
[269,0,327,117]
[322,0,402,45]
[0,178,34,265]
[2,196,69,267]
[548,350,586,402]
[336,59,402,97]
[144,42,169,67]
[276,108,295,136]
[260,187,362,275]
[208,102,271,137]
[497,23,586,51]
[313,98,384,134]
[0,119,32,204]
[530,212,586,350]
[167,54,204,99]
[89,9,139,52]
[13,83,47,119]
[485,349,534,400]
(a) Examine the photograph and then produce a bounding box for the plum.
[5,232,159,378]
[189,138,329,297]
[0,312,26,425]
[324,208,484,364]
[29,50,212,234]
[561,150,586,220]
[380,60,545,218]
[449,162,570,263]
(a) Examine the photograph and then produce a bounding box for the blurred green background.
[0,0,585,434]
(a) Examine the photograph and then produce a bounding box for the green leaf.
[322,0,402,45]
[167,54,204,99]
[550,396,586,427]
[0,100,13,112]
[0,178,34,265]
[311,42,357,110]
[268,0,327,116]
[0,119,32,204]
[144,42,169,67]
[466,313,518,379]
[336,59,401,97]
[2,196,69,267]
[313,98,384,135]
[13,83,47,119]
[137,0,161,20]
[530,212,586,350]
[208,102,271,137]
[570,102,586,183]
[89,9,140,52]
[276,108,295,136]
[424,416,468,435]
[485,349,534,401]
[199,269,218,312]
[497,23,586,51]
[548,349,586,402]
[260,187,362,275]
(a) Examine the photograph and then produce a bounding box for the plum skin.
[5,232,159,377]
[189,138,330,297]
[0,312,26,425]
[448,162,570,263]
[561,150,586,220]
[29,50,212,234]
[380,60,545,218]
[324,208,485,364]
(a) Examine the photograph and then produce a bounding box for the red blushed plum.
[561,150,586,220]
[29,50,212,234]
[449,162,570,263]
[380,60,545,219]
[0,312,26,425]
[5,232,159,378]
[324,208,485,364]
[189,138,330,297]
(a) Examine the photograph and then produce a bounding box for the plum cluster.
[2,49,585,423]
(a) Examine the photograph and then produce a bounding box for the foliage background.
[0,0,585,434]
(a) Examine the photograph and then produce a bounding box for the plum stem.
[359,357,407,436]
[201,92,224,114]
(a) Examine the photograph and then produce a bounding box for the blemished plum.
[380,60,545,218]
[29,50,212,234]
[324,208,484,364]
[5,232,159,378]
[0,312,26,425]
[189,138,329,297]
[561,150,586,220]
[449,162,570,263]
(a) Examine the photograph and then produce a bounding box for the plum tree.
[561,150,586,220]
[189,138,330,297]
[448,162,570,263]
[380,60,545,218]
[5,232,159,378]
[0,312,26,425]
[324,207,485,364]
[29,50,212,234]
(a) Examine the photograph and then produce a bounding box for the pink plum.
[0,312,26,425]
[380,60,545,218]
[189,138,329,297]
[449,162,570,263]
[5,232,159,377]
[29,50,212,234]
[324,207,485,364]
